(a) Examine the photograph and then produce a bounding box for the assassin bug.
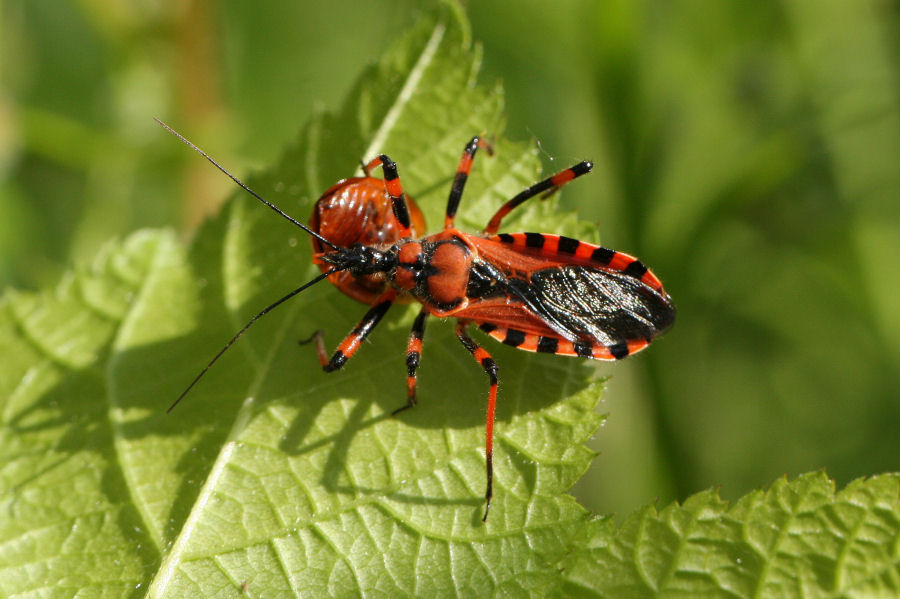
[159,119,676,521]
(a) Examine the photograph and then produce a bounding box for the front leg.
[362,154,413,237]
[308,290,397,372]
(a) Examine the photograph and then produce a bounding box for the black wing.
[506,265,675,346]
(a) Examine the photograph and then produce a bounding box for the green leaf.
[557,472,900,598]
[3,4,899,599]
[1,5,602,597]
[0,231,168,594]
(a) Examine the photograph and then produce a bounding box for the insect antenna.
[168,267,341,413]
[154,117,339,251]
[157,118,352,411]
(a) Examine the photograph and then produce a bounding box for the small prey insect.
[160,119,676,521]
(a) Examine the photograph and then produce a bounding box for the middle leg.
[392,308,429,416]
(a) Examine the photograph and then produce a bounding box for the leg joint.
[481,356,498,381]
[406,351,420,374]
[325,351,347,372]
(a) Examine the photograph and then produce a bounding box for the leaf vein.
[361,21,448,162]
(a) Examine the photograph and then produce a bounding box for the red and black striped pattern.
[484,161,593,234]
[445,136,493,230]
[395,309,428,415]
[455,321,499,520]
[490,232,666,293]
[362,154,412,236]
[314,290,397,372]
[478,322,649,360]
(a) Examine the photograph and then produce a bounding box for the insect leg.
[298,329,328,366]
[444,136,494,230]
[319,290,397,372]
[483,160,593,234]
[455,320,499,522]
[392,308,429,416]
[362,154,412,236]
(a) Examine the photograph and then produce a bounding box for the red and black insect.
[159,119,675,521]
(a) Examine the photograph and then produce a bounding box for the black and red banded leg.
[483,161,593,235]
[444,136,494,230]
[314,290,397,372]
[363,154,413,237]
[454,320,499,522]
[392,308,429,416]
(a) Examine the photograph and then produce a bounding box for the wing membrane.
[506,265,675,346]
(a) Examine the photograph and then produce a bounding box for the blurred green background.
[2,0,898,518]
